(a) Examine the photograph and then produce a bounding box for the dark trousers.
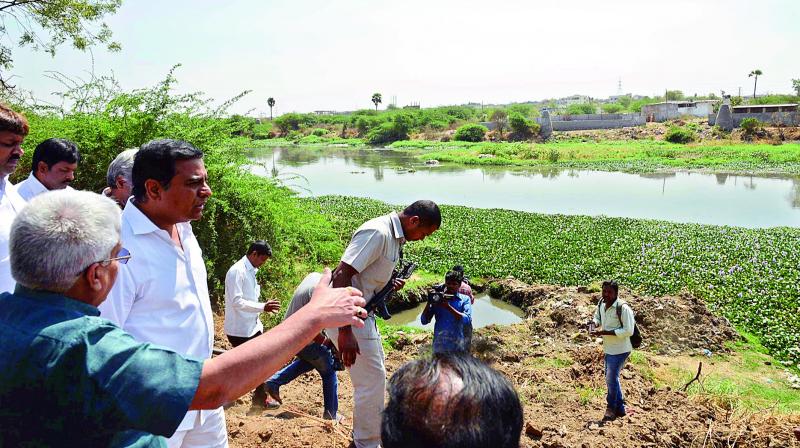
[227,332,268,402]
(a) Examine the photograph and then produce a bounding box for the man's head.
[602,280,619,302]
[0,103,29,178]
[246,240,272,268]
[10,190,123,306]
[382,353,523,448]
[132,139,211,224]
[105,148,138,207]
[398,200,441,242]
[31,138,81,190]
[444,270,462,294]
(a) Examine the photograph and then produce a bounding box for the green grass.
[390,140,800,174]
[577,386,605,406]
[307,196,800,368]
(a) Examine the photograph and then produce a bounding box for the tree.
[792,79,800,97]
[490,109,508,137]
[0,0,122,90]
[749,69,763,98]
[267,97,275,120]
[665,90,684,101]
[371,92,382,111]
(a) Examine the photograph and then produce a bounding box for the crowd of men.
[0,102,525,448]
[4,101,794,447]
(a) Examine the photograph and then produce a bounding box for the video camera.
[426,284,454,305]
[363,260,417,320]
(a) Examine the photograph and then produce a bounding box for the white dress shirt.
[0,175,27,293]
[14,172,73,202]
[593,299,636,355]
[99,200,216,432]
[223,256,264,338]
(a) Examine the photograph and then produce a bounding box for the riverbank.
[257,137,800,175]
[308,195,800,368]
[215,279,799,447]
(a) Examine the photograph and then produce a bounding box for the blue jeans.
[604,352,630,416]
[266,342,338,418]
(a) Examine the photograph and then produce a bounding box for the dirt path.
[215,281,800,447]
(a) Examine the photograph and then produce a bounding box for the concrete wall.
[708,111,799,127]
[534,113,645,131]
[642,102,715,122]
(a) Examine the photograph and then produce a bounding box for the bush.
[664,126,696,144]
[740,117,765,139]
[601,103,624,114]
[453,124,487,142]
[566,103,596,115]
[508,113,540,141]
[311,128,328,137]
[365,115,411,145]
[274,113,309,134]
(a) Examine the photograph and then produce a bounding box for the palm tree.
[267,97,276,120]
[371,93,382,111]
[748,70,763,99]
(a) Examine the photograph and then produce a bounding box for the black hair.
[402,200,441,228]
[32,138,81,171]
[382,353,523,448]
[132,139,204,202]
[602,280,619,294]
[445,270,462,284]
[248,240,272,257]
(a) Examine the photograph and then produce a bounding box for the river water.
[250,146,800,228]
[388,293,525,331]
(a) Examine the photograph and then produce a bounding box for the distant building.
[641,100,717,122]
[556,95,592,106]
[314,110,338,115]
[732,104,797,114]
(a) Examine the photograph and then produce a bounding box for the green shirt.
[0,286,203,447]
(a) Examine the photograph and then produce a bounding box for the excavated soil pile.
[214,280,799,447]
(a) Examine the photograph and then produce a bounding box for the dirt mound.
[486,278,739,356]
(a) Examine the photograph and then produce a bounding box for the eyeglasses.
[98,247,131,266]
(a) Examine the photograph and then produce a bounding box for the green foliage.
[490,109,508,135]
[274,113,311,134]
[664,126,696,144]
[0,0,122,88]
[748,94,800,105]
[508,113,539,141]
[365,114,410,145]
[601,103,624,114]
[372,92,382,110]
[566,103,596,115]
[14,69,342,311]
[506,104,534,118]
[793,79,800,97]
[740,118,765,139]
[311,128,328,137]
[665,90,685,101]
[453,123,487,142]
[311,196,800,366]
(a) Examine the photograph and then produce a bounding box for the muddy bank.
[215,280,799,447]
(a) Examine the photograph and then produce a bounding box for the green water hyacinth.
[308,195,800,367]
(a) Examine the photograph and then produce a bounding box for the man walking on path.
[224,240,281,408]
[327,200,441,448]
[99,139,225,447]
[0,103,29,294]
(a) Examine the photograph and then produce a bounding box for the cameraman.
[421,270,473,354]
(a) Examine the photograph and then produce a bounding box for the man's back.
[0,289,199,447]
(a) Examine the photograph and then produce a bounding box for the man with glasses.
[99,139,225,447]
[0,189,367,446]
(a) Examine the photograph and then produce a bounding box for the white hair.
[106,148,138,187]
[10,189,121,292]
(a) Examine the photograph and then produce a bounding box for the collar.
[389,211,405,243]
[13,284,100,317]
[0,175,6,193]
[242,255,257,273]
[24,172,49,195]
[123,200,170,236]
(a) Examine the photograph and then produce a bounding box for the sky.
[7,0,800,116]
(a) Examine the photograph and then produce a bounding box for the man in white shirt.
[223,240,280,408]
[103,148,138,208]
[328,200,441,448]
[0,103,29,294]
[99,139,226,447]
[591,280,635,421]
[15,138,80,202]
